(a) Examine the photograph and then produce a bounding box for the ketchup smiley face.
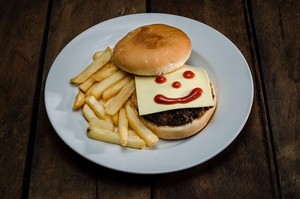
[154,70,202,104]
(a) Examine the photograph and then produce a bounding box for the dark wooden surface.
[0,0,299,198]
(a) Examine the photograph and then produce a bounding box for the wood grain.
[28,0,148,198]
[250,0,300,198]
[149,0,278,198]
[0,1,49,198]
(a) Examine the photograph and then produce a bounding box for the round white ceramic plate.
[45,13,253,174]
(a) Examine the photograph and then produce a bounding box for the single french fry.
[105,79,135,115]
[93,48,113,60]
[82,104,97,122]
[73,90,85,110]
[79,78,96,92]
[87,127,146,150]
[91,62,119,82]
[93,50,104,60]
[89,117,114,132]
[125,102,159,147]
[87,70,127,99]
[70,47,112,84]
[118,108,128,146]
[85,95,106,119]
[102,76,131,100]
[103,95,116,108]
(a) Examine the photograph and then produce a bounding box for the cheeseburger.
[113,24,216,139]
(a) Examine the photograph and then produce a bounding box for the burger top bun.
[113,24,192,76]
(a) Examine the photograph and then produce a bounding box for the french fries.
[87,126,146,150]
[93,50,104,60]
[73,90,85,110]
[87,70,127,99]
[71,47,159,150]
[111,112,119,126]
[70,47,112,84]
[89,117,114,132]
[103,95,116,108]
[102,76,131,100]
[125,102,159,147]
[105,79,135,116]
[82,104,97,122]
[79,78,96,92]
[118,108,128,146]
[85,95,106,119]
[91,62,119,82]
[93,48,113,60]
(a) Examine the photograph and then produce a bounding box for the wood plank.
[28,0,148,198]
[0,1,49,198]
[149,0,278,198]
[249,0,300,198]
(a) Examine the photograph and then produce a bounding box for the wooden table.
[1,0,299,198]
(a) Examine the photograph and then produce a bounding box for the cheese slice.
[135,65,214,115]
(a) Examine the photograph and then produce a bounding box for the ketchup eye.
[183,70,195,79]
[155,75,167,83]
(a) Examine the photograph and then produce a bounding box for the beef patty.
[142,107,212,126]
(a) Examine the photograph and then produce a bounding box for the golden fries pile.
[70,47,159,150]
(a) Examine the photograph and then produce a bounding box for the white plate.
[45,13,253,174]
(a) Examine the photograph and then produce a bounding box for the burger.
[113,24,216,140]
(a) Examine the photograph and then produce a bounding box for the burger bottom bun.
[139,86,216,140]
[140,105,216,139]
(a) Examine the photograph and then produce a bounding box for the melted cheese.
[135,65,214,115]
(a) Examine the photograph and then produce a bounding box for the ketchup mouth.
[154,87,203,105]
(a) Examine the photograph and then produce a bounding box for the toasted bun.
[130,85,216,140]
[113,24,192,76]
